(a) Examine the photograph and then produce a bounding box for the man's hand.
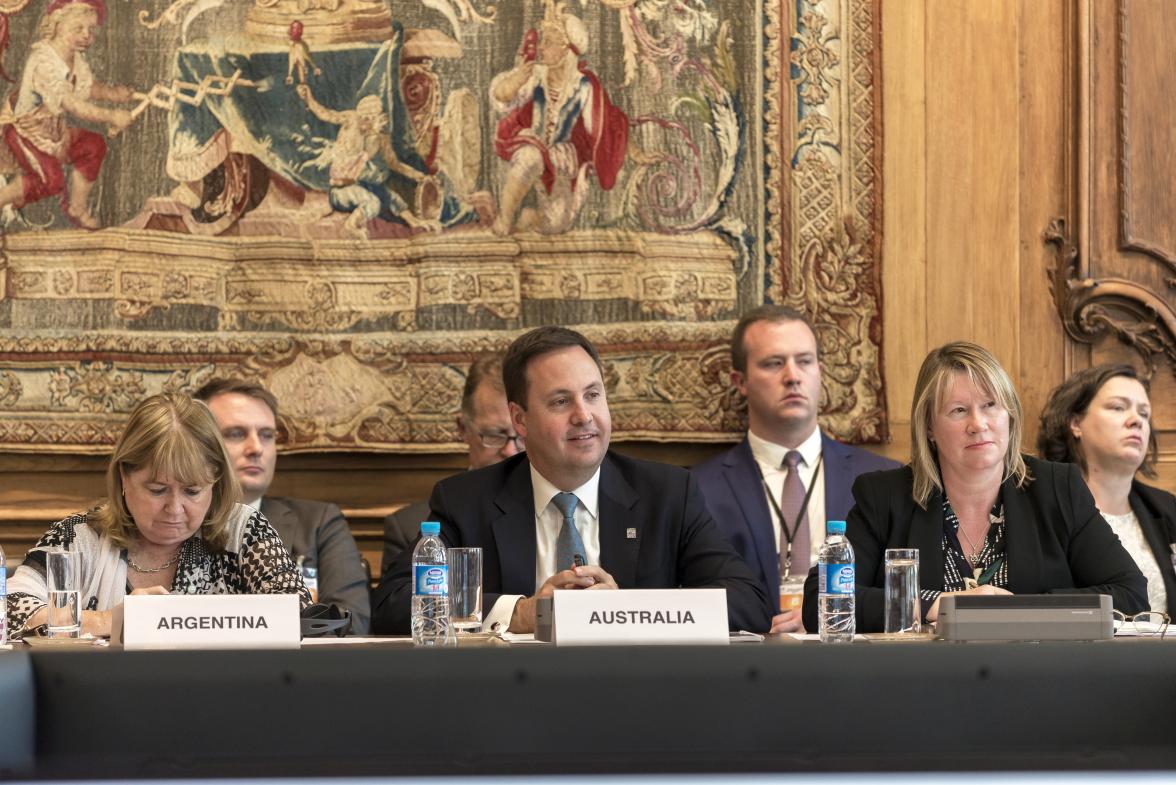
[508,565,618,632]
[768,609,804,634]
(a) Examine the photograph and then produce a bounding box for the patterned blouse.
[6,504,311,640]
[919,498,1008,612]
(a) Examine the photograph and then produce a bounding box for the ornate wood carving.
[1045,217,1176,379]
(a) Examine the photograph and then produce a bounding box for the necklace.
[957,522,989,567]
[127,550,181,573]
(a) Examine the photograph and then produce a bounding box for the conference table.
[2,637,1174,778]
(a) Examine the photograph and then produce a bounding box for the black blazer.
[1128,481,1176,609]
[372,451,774,634]
[802,456,1148,632]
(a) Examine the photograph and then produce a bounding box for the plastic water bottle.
[411,521,454,647]
[818,520,855,643]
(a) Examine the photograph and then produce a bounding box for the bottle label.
[819,563,855,595]
[414,565,449,597]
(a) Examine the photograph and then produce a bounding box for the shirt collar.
[530,463,601,520]
[747,426,823,470]
[245,497,262,512]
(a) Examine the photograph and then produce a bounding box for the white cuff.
[485,594,524,632]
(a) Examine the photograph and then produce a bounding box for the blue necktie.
[553,491,588,570]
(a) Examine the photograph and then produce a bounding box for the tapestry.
[0,0,885,453]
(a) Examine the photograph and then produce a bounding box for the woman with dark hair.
[5,393,310,639]
[1038,364,1175,613]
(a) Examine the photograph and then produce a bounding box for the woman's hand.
[81,610,112,638]
[925,584,1012,622]
[129,586,171,596]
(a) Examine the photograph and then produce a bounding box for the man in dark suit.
[372,327,772,635]
[196,379,371,634]
[693,305,899,632]
[380,354,523,574]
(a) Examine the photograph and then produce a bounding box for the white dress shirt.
[747,427,826,566]
[483,464,603,632]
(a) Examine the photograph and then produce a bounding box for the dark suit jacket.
[261,496,372,635]
[371,451,773,634]
[1129,481,1176,608]
[381,500,429,576]
[692,433,900,605]
[801,456,1149,632]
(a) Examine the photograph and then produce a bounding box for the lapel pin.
[626,528,637,539]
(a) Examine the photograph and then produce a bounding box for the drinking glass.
[46,549,81,638]
[884,548,920,634]
[447,547,483,633]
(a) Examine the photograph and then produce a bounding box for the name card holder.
[551,588,728,646]
[120,594,301,650]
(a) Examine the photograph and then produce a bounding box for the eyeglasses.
[478,431,524,450]
[1112,610,1170,639]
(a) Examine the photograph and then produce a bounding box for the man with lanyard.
[693,305,899,632]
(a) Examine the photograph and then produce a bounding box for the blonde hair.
[91,393,241,550]
[910,342,1030,508]
[38,3,97,42]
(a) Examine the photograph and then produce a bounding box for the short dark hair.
[460,354,505,419]
[1037,364,1157,478]
[502,326,604,409]
[192,377,279,419]
[730,304,816,373]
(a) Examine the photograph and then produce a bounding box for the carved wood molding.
[1117,0,1176,274]
[1045,216,1176,378]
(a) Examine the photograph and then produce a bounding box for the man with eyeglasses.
[380,354,523,574]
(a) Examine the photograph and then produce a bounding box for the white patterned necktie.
[553,491,588,570]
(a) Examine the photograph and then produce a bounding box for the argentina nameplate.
[121,594,301,650]
[552,589,728,646]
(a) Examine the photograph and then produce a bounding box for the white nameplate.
[552,589,728,646]
[122,594,301,650]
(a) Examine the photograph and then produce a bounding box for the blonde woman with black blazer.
[804,342,1147,632]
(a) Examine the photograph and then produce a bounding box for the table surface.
[10,636,1176,778]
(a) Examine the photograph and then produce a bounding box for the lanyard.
[757,452,823,577]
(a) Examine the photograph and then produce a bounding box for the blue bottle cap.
[826,520,847,535]
[420,521,441,536]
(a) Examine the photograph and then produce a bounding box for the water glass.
[447,547,482,633]
[46,549,81,638]
[884,548,920,634]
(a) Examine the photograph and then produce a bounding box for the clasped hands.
[508,563,618,633]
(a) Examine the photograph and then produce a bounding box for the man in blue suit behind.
[693,305,899,632]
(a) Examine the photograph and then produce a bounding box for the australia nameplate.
[120,594,301,650]
[551,589,728,646]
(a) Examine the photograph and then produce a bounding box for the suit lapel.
[259,498,294,542]
[599,455,639,588]
[723,440,778,593]
[909,494,945,590]
[490,460,539,596]
[821,433,854,522]
[1001,479,1043,595]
